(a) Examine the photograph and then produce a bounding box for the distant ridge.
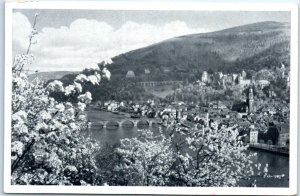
[28,71,79,82]
[107,21,290,81]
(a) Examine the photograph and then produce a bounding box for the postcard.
[4,1,298,195]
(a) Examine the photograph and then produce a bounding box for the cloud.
[13,12,32,53]
[13,12,208,72]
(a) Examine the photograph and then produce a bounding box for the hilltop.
[108,21,290,81]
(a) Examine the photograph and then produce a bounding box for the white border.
[4,1,298,195]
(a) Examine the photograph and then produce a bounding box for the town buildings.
[110,65,290,149]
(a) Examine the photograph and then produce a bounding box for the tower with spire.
[248,87,254,113]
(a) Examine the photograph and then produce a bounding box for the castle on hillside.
[201,70,251,87]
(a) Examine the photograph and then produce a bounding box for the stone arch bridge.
[89,118,161,129]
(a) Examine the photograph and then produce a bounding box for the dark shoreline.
[248,143,289,157]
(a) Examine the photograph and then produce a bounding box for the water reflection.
[87,124,153,145]
[248,149,289,187]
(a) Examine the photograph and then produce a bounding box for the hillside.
[108,21,290,81]
[48,21,290,101]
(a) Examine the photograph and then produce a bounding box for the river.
[86,109,289,187]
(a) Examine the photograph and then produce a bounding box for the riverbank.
[249,143,289,156]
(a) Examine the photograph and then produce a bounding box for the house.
[107,102,118,111]
[256,80,270,89]
[250,129,259,144]
[163,67,171,73]
[126,70,135,78]
[241,70,247,78]
[223,74,234,85]
[239,79,251,87]
[144,69,150,74]
[201,71,208,82]
[277,123,289,147]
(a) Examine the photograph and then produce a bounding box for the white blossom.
[77,102,86,112]
[14,123,28,134]
[73,82,82,93]
[11,141,24,156]
[103,57,113,65]
[64,85,76,96]
[47,80,64,92]
[78,114,86,121]
[69,122,80,131]
[78,92,92,104]
[65,165,78,173]
[55,103,65,112]
[39,110,51,120]
[13,77,26,88]
[75,74,88,82]
[11,39,102,185]
[64,108,75,119]
[12,111,27,122]
[35,122,48,131]
[94,72,101,83]
[102,67,111,80]
[87,75,99,85]
[47,152,62,169]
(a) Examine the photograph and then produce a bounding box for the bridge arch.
[106,121,119,129]
[137,119,150,128]
[89,122,104,130]
[121,120,135,128]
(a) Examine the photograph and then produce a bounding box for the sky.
[12,9,290,72]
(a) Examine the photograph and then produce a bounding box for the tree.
[207,68,214,74]
[115,129,174,186]
[255,69,275,81]
[11,14,111,185]
[265,126,279,145]
[115,117,276,187]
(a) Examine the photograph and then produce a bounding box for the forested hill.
[108,21,290,81]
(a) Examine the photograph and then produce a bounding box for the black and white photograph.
[3,1,298,195]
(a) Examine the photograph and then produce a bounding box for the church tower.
[248,88,254,113]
